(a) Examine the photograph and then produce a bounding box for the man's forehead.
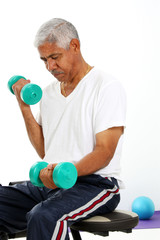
[38,42,64,57]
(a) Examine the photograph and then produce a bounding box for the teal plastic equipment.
[8,75,26,94]
[53,162,78,189]
[20,83,42,105]
[29,161,78,189]
[29,161,48,187]
[8,75,42,105]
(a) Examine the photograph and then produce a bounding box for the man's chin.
[52,73,65,81]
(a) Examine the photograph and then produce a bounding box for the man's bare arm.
[12,79,45,158]
[39,126,123,189]
[75,126,124,176]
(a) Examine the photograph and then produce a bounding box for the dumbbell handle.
[29,161,78,189]
[8,75,42,105]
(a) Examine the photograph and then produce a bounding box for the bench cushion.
[70,210,139,236]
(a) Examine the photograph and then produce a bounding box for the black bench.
[3,210,138,239]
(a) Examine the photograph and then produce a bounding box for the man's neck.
[61,63,92,97]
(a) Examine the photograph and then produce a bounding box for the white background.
[0,0,160,212]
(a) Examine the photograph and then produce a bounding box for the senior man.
[0,18,126,240]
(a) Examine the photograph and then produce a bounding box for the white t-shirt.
[37,68,127,187]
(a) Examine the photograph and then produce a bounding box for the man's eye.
[41,58,47,63]
[51,56,58,60]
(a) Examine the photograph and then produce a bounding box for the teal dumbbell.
[29,161,78,189]
[8,75,42,105]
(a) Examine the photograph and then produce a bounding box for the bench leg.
[70,228,82,240]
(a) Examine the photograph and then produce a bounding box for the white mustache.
[50,70,64,75]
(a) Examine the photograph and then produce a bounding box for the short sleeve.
[94,81,127,134]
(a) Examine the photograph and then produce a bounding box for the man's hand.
[39,164,58,189]
[12,78,30,108]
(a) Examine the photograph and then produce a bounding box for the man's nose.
[46,58,57,71]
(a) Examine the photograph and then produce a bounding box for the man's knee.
[27,203,58,226]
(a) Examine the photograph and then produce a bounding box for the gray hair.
[34,18,80,49]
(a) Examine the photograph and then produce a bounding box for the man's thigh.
[33,174,120,240]
[40,174,120,224]
[0,181,48,233]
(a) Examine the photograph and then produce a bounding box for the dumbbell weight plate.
[8,75,26,94]
[29,161,48,187]
[53,162,78,189]
[21,84,42,105]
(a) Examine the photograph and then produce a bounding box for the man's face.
[38,41,77,83]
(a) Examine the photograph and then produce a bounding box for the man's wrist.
[20,104,31,114]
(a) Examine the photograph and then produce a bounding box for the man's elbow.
[37,150,45,159]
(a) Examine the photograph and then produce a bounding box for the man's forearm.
[75,127,123,177]
[21,106,45,159]
[75,146,112,177]
[11,78,45,158]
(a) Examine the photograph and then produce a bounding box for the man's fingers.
[47,164,54,170]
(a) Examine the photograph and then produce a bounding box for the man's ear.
[69,39,80,52]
